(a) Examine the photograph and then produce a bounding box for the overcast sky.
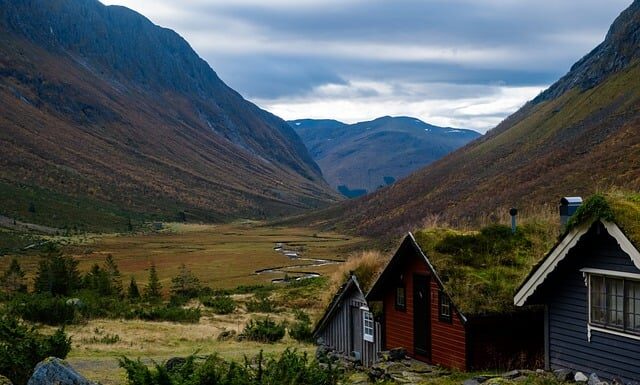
[100,0,631,133]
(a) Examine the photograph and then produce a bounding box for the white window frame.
[581,268,640,342]
[363,310,374,343]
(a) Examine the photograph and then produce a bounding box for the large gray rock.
[27,357,95,385]
[575,372,589,382]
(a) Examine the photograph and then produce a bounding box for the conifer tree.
[144,263,162,301]
[170,263,201,299]
[34,245,81,296]
[104,255,123,297]
[127,276,140,300]
[0,258,27,294]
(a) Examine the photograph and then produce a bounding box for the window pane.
[396,287,405,308]
[591,276,606,324]
[626,281,640,332]
[606,277,624,327]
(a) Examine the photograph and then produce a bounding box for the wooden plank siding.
[430,280,466,371]
[317,282,381,367]
[541,224,640,381]
[382,248,467,370]
[383,254,428,358]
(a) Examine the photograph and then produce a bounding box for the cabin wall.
[430,280,466,371]
[382,254,467,369]
[383,255,428,360]
[541,226,640,381]
[318,288,381,367]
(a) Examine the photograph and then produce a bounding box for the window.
[395,286,406,310]
[589,274,640,334]
[363,311,374,342]
[439,289,452,322]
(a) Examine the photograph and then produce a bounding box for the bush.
[288,310,313,342]
[240,318,285,343]
[9,294,76,325]
[246,292,277,313]
[126,306,201,323]
[0,315,71,385]
[202,295,236,315]
[118,348,341,385]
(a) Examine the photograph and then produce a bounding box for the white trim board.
[580,268,640,281]
[514,221,640,307]
[588,324,640,342]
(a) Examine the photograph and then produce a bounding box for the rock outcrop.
[27,357,95,385]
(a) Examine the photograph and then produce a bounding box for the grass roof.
[413,192,640,316]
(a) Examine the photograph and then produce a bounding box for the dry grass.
[323,250,387,308]
[0,222,367,292]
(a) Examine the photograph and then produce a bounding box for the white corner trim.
[514,224,590,306]
[588,324,640,342]
[580,268,640,281]
[602,221,640,270]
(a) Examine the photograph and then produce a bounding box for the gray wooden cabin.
[313,275,382,367]
[516,218,640,382]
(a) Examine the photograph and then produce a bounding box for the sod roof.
[411,192,640,316]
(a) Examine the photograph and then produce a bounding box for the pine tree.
[170,263,201,299]
[143,263,162,301]
[127,276,140,300]
[34,246,81,296]
[104,255,123,297]
[0,258,27,294]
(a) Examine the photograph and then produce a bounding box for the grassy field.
[0,222,368,385]
[1,221,368,292]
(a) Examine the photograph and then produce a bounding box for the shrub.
[127,277,141,300]
[246,292,277,313]
[170,264,201,299]
[240,318,285,343]
[126,306,201,323]
[9,293,76,325]
[0,258,27,295]
[0,315,71,385]
[288,310,313,342]
[118,349,341,385]
[202,295,236,315]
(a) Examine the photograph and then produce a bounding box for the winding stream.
[256,243,344,283]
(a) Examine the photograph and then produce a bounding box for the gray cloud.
[100,0,632,132]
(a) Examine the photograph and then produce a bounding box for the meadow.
[0,222,368,385]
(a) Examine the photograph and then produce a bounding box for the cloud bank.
[101,0,632,132]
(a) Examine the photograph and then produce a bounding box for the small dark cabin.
[313,275,382,367]
[367,233,543,371]
[516,195,640,382]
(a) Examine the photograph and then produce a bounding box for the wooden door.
[413,274,431,358]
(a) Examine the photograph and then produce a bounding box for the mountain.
[289,117,480,197]
[0,0,339,231]
[308,1,640,237]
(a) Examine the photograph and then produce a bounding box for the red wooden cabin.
[366,233,542,371]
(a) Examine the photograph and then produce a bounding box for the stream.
[255,243,343,283]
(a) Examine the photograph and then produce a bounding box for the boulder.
[463,380,481,385]
[0,375,12,385]
[502,370,521,379]
[27,357,95,385]
[575,372,589,382]
[588,373,602,385]
[217,330,236,341]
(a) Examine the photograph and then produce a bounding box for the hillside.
[290,117,479,196]
[0,0,339,231]
[306,0,640,236]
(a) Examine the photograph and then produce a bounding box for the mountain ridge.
[302,1,640,236]
[0,0,339,231]
[290,116,480,195]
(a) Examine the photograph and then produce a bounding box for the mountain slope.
[314,1,640,236]
[290,117,480,196]
[0,0,339,230]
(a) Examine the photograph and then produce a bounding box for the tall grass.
[324,250,387,307]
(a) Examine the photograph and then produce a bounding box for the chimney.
[559,197,583,226]
[509,208,518,234]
